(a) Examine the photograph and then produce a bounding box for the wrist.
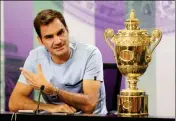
[48,87,59,100]
[44,84,56,95]
[49,87,58,96]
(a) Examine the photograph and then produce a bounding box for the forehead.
[40,18,65,37]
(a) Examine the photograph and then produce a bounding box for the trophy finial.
[125,9,140,30]
[130,9,136,20]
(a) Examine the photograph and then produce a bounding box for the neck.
[51,49,71,64]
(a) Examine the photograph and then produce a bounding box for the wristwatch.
[48,87,59,100]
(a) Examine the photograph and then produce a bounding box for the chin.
[54,48,68,57]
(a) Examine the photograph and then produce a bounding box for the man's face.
[39,18,69,58]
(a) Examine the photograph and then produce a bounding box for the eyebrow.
[44,34,53,39]
[43,28,64,39]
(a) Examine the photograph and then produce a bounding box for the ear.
[37,36,44,45]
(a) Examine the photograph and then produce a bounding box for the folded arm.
[9,82,76,113]
[57,80,100,114]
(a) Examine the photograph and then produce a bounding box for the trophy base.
[117,113,148,117]
[117,89,148,116]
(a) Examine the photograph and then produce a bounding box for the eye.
[57,29,64,36]
[45,35,53,39]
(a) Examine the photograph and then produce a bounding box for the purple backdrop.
[4,1,33,111]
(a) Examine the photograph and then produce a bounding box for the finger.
[64,105,74,113]
[22,72,39,89]
[19,67,23,71]
[70,106,77,113]
[20,68,36,78]
[22,72,31,81]
[22,72,32,83]
[37,64,42,74]
[60,105,73,113]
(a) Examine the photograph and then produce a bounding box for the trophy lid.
[124,9,140,30]
[114,9,151,46]
[117,9,150,37]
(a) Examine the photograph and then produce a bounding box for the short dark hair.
[34,9,68,38]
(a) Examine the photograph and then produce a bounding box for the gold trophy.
[104,9,162,116]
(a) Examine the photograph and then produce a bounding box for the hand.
[20,64,55,95]
[46,104,77,113]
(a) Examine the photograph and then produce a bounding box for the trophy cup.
[104,9,162,116]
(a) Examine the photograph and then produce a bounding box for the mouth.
[53,45,65,51]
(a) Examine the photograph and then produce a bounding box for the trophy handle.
[150,29,162,53]
[104,28,115,51]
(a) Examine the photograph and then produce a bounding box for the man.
[9,9,107,114]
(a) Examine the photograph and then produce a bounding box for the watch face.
[51,95,58,99]
[49,90,58,100]
[42,92,59,103]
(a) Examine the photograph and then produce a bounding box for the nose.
[53,36,62,44]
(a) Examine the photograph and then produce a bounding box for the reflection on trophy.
[104,9,162,116]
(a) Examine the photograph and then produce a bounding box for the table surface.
[0,112,175,121]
